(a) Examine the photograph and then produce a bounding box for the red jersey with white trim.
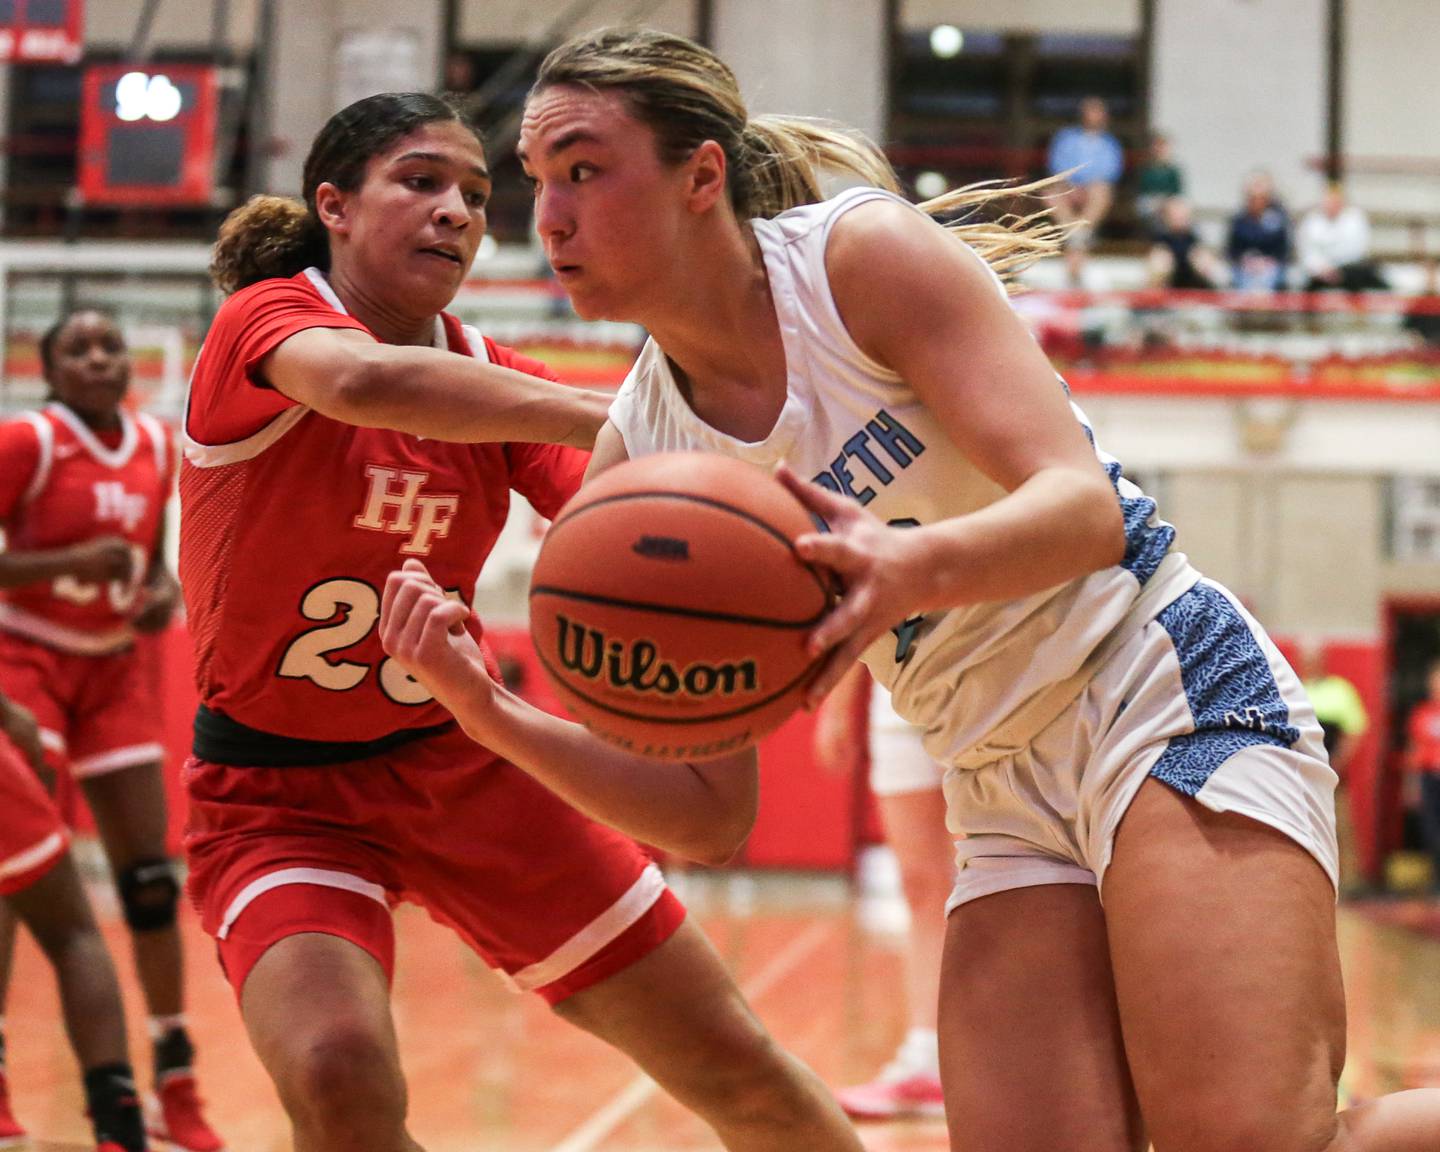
[0,403,173,654]
[180,269,588,742]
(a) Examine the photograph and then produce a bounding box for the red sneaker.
[0,1069,25,1148]
[148,1073,223,1152]
[836,1070,945,1121]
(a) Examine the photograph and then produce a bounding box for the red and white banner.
[0,0,83,64]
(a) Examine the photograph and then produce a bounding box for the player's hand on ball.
[775,463,927,707]
[380,559,491,707]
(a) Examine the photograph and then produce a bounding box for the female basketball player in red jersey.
[386,29,1440,1152]
[0,686,146,1152]
[0,310,220,1152]
[182,92,859,1152]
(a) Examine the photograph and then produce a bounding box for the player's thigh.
[1084,181,1115,220]
[6,852,103,950]
[81,759,168,865]
[941,883,1145,1152]
[554,917,783,1101]
[1104,778,1343,1152]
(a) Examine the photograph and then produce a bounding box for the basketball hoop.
[1235,398,1297,455]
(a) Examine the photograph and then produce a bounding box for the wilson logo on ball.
[529,453,832,760]
[556,615,759,698]
[631,535,690,561]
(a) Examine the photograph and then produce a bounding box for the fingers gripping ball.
[529,453,833,761]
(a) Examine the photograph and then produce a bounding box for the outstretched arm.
[0,691,46,777]
[379,560,757,865]
[582,419,631,481]
[260,326,610,448]
[0,537,136,591]
[785,199,1126,699]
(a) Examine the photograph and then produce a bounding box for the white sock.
[896,1027,940,1076]
[148,1014,189,1040]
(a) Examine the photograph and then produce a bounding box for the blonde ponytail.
[740,116,1066,284]
[739,116,901,217]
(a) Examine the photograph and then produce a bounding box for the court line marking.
[546,918,837,1152]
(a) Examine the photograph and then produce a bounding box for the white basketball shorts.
[942,579,1339,913]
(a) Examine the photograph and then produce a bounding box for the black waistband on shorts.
[192,704,457,767]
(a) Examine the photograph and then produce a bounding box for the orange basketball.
[529,452,833,761]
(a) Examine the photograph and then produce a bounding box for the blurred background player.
[1298,638,1371,895]
[813,665,949,1120]
[1404,658,1440,892]
[0,686,147,1152]
[0,310,220,1152]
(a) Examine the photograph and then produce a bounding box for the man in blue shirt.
[1047,97,1125,285]
[1227,170,1290,290]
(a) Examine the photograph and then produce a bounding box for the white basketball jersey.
[608,186,1197,768]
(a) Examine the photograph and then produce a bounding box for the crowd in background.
[1042,96,1395,294]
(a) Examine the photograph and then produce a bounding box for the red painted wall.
[145,625,1385,876]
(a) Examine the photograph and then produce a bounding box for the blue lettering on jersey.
[811,408,926,503]
[807,411,930,665]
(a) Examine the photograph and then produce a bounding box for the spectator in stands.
[1297,182,1389,292]
[1227,170,1290,291]
[1147,196,1222,290]
[1046,96,1125,286]
[1403,259,1440,346]
[1404,658,1440,892]
[1135,132,1184,235]
[442,50,476,99]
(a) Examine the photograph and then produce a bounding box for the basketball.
[528,453,834,761]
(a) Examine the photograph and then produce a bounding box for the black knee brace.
[117,857,179,931]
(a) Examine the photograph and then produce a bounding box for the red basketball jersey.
[180,269,587,742]
[0,402,174,654]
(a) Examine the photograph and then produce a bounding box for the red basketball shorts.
[183,726,686,1004]
[0,735,68,898]
[0,630,165,779]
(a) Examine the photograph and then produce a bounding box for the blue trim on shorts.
[1149,582,1300,798]
[1065,379,1173,586]
[1102,460,1175,586]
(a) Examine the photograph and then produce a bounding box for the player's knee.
[284,1024,405,1133]
[684,1030,817,1128]
[1157,1100,1339,1152]
[116,857,179,932]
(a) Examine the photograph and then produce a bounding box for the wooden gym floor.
[6,862,1440,1152]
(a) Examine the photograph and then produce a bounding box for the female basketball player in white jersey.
[382,27,1440,1152]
